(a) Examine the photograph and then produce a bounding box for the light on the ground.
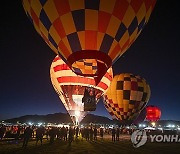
[28,122,33,126]
[151,122,156,127]
[75,110,80,117]
[38,122,42,126]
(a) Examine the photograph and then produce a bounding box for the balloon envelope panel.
[23,0,156,78]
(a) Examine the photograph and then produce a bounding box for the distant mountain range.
[3,113,180,126]
[3,113,116,125]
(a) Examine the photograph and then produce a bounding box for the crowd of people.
[1,124,179,148]
[0,124,133,147]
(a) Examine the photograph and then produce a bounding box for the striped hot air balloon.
[50,55,113,124]
[23,0,156,83]
[103,73,150,125]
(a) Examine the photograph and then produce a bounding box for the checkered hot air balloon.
[50,55,113,124]
[103,73,151,125]
[22,0,156,84]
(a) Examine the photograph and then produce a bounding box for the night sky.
[1,0,180,120]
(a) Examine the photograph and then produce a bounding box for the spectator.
[100,128,104,139]
[85,127,90,141]
[75,127,79,138]
[62,126,66,141]
[68,127,74,146]
[116,127,120,141]
[90,127,94,141]
[15,126,21,141]
[112,127,116,142]
[94,127,97,141]
[0,125,6,140]
[80,128,84,141]
[36,126,45,145]
[22,126,33,148]
[64,127,68,141]
[49,127,56,144]
[45,128,49,140]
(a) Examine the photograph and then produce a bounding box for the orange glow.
[146,106,161,121]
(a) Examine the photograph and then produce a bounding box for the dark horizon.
[1,0,180,121]
[2,111,180,122]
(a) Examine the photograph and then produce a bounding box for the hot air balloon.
[50,55,113,125]
[146,105,161,122]
[22,0,156,83]
[103,73,150,125]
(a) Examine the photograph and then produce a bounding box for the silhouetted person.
[16,126,21,139]
[45,128,49,140]
[55,127,59,138]
[62,126,66,141]
[90,127,94,141]
[94,127,97,141]
[36,126,44,145]
[85,127,90,141]
[22,127,33,148]
[49,127,56,144]
[75,127,79,138]
[59,127,63,140]
[64,127,68,141]
[80,128,84,141]
[112,127,116,142]
[116,128,120,141]
[100,128,104,139]
[84,128,87,140]
[0,125,6,140]
[68,127,74,146]
[57,127,61,139]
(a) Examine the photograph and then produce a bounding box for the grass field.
[0,137,180,154]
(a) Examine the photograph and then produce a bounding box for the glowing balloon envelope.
[146,105,161,121]
[103,73,151,125]
[23,0,156,81]
[50,55,113,124]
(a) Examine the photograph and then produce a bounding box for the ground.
[0,135,180,154]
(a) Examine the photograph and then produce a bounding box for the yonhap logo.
[131,130,147,148]
[131,129,180,148]
[150,135,180,143]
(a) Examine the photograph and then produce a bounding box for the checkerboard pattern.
[23,0,156,75]
[71,59,98,75]
[103,73,150,122]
